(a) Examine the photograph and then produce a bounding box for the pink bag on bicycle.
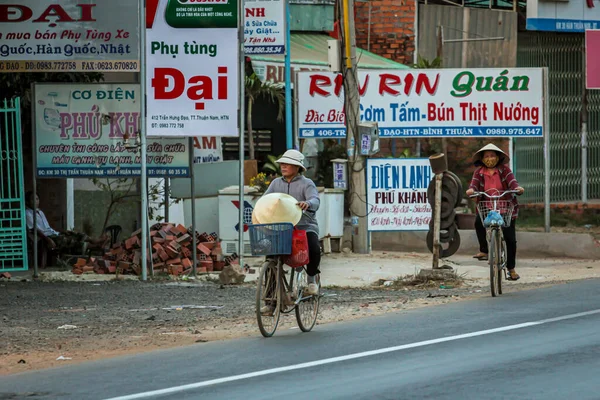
[284,229,310,268]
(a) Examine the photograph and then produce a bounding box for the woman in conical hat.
[252,150,321,314]
[465,143,524,281]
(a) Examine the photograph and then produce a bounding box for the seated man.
[25,191,106,258]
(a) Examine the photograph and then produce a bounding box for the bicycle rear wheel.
[489,230,499,297]
[256,261,281,337]
[295,269,320,332]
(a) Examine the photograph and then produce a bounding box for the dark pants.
[475,216,517,270]
[306,231,321,276]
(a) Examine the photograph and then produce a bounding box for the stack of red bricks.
[71,223,238,277]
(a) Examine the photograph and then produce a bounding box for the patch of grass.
[518,207,600,239]
[520,207,600,227]
[518,210,572,228]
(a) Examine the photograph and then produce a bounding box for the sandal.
[507,269,520,281]
[473,252,488,260]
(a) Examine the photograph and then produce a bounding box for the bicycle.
[248,222,320,337]
[469,190,519,297]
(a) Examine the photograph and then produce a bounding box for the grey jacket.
[264,175,320,235]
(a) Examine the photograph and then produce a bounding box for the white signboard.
[297,68,545,138]
[34,83,190,178]
[367,158,432,232]
[333,162,347,190]
[244,0,285,54]
[145,0,239,137]
[0,0,139,72]
[527,0,600,32]
[193,136,223,164]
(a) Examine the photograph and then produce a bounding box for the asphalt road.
[2,279,600,400]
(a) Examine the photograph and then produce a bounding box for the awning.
[251,33,410,85]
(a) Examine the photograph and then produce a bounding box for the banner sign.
[527,0,600,32]
[244,0,285,54]
[586,30,600,89]
[146,0,239,137]
[367,158,432,232]
[193,136,223,164]
[34,83,190,178]
[0,0,139,72]
[297,68,545,138]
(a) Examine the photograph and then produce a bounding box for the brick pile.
[71,223,239,276]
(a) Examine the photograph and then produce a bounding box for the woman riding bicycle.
[465,144,524,281]
[263,149,321,295]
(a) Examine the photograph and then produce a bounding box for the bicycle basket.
[477,200,514,227]
[248,223,294,256]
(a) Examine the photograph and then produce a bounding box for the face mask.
[483,157,498,168]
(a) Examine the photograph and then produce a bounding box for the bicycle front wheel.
[489,230,499,297]
[256,261,281,337]
[295,269,320,332]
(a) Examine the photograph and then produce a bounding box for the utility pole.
[340,0,368,254]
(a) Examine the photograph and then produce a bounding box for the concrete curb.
[371,230,600,259]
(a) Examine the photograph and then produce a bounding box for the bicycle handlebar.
[468,190,520,199]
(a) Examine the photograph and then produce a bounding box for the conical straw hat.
[252,193,302,226]
[473,143,509,164]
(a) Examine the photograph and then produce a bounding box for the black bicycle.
[248,223,320,337]
[470,190,519,297]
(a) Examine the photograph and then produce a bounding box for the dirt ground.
[0,270,586,376]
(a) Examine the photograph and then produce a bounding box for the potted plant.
[456,200,478,230]
[249,173,272,194]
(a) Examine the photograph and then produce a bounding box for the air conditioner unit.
[358,122,380,156]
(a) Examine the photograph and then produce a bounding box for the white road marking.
[104,308,600,400]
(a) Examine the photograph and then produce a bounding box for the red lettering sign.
[378,73,440,96]
[193,137,217,149]
[308,72,439,98]
[151,67,228,111]
[0,4,96,25]
[245,8,265,17]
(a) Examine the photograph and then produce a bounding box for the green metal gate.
[0,98,28,271]
[516,32,600,204]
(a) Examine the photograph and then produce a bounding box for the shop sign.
[146,0,239,137]
[527,0,600,32]
[367,158,432,232]
[0,0,139,72]
[244,0,285,54]
[252,60,322,85]
[34,83,190,178]
[296,68,545,138]
[193,136,223,164]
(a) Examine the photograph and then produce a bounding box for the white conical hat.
[252,193,302,225]
[473,143,509,164]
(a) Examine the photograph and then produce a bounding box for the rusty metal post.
[432,173,442,269]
